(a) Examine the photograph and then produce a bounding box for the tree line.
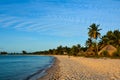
[0,51,8,55]
[1,23,120,57]
[33,23,120,57]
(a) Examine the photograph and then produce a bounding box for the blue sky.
[0,0,120,52]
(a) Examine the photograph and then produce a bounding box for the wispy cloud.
[0,0,120,52]
[14,21,33,28]
[0,0,120,37]
[0,16,17,23]
[3,19,22,27]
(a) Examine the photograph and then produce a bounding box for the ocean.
[0,55,54,80]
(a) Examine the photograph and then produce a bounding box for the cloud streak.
[0,0,120,52]
[0,0,120,37]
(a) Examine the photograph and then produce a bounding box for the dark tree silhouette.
[22,50,27,54]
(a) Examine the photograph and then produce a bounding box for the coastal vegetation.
[88,23,101,55]
[1,23,120,57]
[22,50,27,54]
[33,23,120,57]
[0,51,8,55]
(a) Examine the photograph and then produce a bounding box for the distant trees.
[0,51,8,55]
[32,44,84,56]
[63,46,71,55]
[22,50,27,54]
[31,23,120,57]
[56,45,63,55]
[68,44,81,56]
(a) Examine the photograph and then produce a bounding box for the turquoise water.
[0,55,54,80]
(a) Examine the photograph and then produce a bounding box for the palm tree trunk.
[95,39,98,55]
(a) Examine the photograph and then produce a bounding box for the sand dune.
[40,55,120,80]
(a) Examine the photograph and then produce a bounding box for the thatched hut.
[98,45,117,56]
[85,47,95,56]
[77,51,85,56]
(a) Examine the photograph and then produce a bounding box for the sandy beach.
[40,55,120,80]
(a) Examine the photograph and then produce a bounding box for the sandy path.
[40,56,120,80]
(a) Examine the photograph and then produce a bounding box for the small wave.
[25,56,55,80]
[25,69,46,80]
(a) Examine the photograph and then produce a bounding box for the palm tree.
[100,31,114,47]
[70,45,79,56]
[100,30,120,56]
[57,45,63,55]
[77,44,81,52]
[22,50,27,54]
[86,38,92,48]
[100,30,120,48]
[88,23,102,55]
[112,30,120,48]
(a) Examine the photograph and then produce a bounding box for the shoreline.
[26,56,55,80]
[39,55,120,80]
[39,57,60,80]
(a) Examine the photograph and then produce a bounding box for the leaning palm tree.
[86,38,92,48]
[88,23,102,55]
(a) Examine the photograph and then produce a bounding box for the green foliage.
[22,50,27,54]
[80,47,86,52]
[86,38,92,48]
[88,23,101,39]
[31,23,120,58]
[0,51,8,55]
[88,23,102,55]
[101,50,109,56]
[100,30,120,48]
[113,51,119,57]
[48,49,53,54]
[70,45,79,56]
[113,47,120,57]
[32,44,83,56]
[56,45,63,55]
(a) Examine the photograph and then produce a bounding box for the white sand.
[40,55,120,80]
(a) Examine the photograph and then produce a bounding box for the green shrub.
[101,50,109,56]
[113,47,120,57]
[113,51,120,57]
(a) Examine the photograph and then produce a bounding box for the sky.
[0,0,120,53]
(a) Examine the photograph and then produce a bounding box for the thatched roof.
[98,45,117,56]
[85,48,95,56]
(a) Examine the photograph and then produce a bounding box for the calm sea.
[0,55,54,80]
